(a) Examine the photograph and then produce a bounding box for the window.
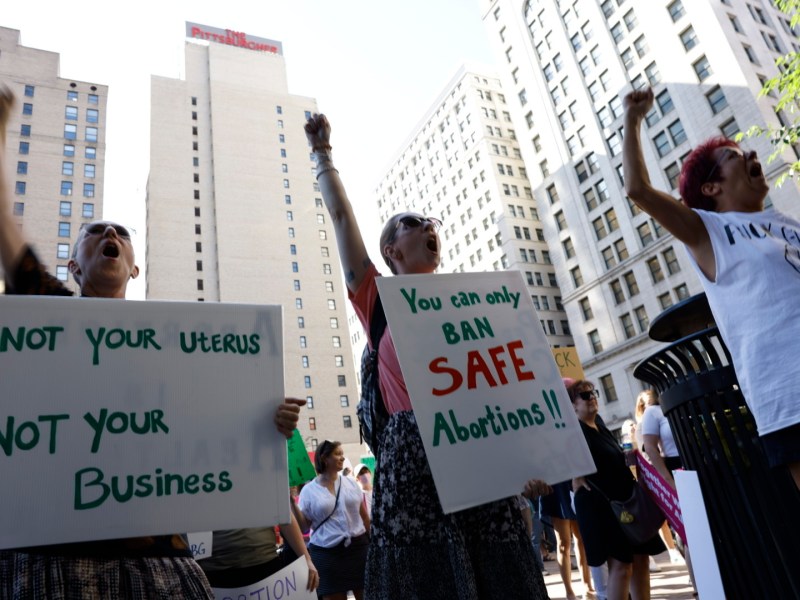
[67,90,78,101]
[85,164,96,178]
[592,217,608,240]
[645,62,661,86]
[706,86,728,114]
[330,317,339,329]
[65,106,78,120]
[624,9,638,30]
[304,376,312,389]
[720,118,740,138]
[653,132,672,157]
[19,141,30,155]
[85,127,98,142]
[665,162,681,189]
[579,297,593,320]
[59,201,72,216]
[555,211,567,231]
[15,181,26,195]
[86,109,99,123]
[584,188,598,211]
[58,222,71,238]
[571,266,583,287]
[623,271,639,296]
[634,306,649,332]
[605,208,619,232]
[339,394,350,408]
[83,183,95,198]
[743,44,759,64]
[621,313,636,338]
[308,417,316,430]
[301,355,309,368]
[611,279,625,304]
[663,247,681,274]
[88,94,99,105]
[295,298,303,309]
[599,374,619,403]
[656,90,674,115]
[547,184,559,204]
[59,161,74,176]
[680,26,698,50]
[64,124,77,140]
[60,181,73,196]
[675,283,690,300]
[562,238,576,259]
[343,416,353,429]
[614,238,629,261]
[602,247,616,269]
[291,262,299,273]
[668,120,687,145]
[659,292,674,309]
[589,330,603,354]
[693,56,712,81]
[667,0,685,21]
[24,85,34,97]
[338,375,347,387]
[647,257,665,282]
[637,222,654,246]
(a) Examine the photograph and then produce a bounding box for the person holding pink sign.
[305,113,548,600]
[0,85,305,600]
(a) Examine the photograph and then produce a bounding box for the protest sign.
[551,346,585,380]
[187,531,214,560]
[376,271,595,513]
[212,555,317,600]
[0,295,288,549]
[635,451,686,542]
[287,430,316,487]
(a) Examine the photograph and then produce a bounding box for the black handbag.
[592,480,665,546]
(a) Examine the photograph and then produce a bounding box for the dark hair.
[679,137,740,211]
[567,379,595,404]
[314,440,341,474]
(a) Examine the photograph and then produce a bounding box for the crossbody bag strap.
[314,476,342,532]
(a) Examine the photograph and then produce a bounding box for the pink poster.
[635,451,686,543]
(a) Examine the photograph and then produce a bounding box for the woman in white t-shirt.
[293,441,370,600]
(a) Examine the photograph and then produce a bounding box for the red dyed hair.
[679,137,740,211]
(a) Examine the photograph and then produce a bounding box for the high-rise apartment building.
[374,64,574,350]
[146,23,360,455]
[482,0,800,428]
[0,26,107,293]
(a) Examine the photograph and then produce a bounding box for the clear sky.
[3,0,496,298]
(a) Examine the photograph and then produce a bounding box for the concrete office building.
[374,64,574,350]
[481,0,799,428]
[0,26,107,294]
[146,23,360,455]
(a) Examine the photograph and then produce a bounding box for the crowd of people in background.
[2,73,795,599]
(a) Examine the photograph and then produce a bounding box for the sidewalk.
[542,551,696,600]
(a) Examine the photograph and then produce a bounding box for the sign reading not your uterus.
[0,296,288,549]
[377,271,596,513]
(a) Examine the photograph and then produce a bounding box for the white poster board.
[212,556,317,600]
[377,271,595,513]
[0,296,288,549]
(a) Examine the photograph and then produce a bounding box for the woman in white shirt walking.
[293,440,370,600]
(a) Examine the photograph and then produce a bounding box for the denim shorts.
[760,423,800,468]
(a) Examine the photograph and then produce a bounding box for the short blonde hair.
[635,389,658,420]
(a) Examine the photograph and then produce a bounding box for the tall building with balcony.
[0,26,107,293]
[146,23,360,455]
[374,64,574,350]
[481,0,800,428]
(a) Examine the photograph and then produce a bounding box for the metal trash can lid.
[648,293,715,342]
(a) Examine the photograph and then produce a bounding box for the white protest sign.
[377,271,595,513]
[0,295,289,549]
[213,556,317,600]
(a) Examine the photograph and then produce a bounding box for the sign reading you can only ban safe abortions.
[377,271,596,513]
[0,296,288,549]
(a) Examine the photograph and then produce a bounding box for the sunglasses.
[82,222,132,239]
[389,215,442,242]
[704,147,744,183]
[577,389,599,401]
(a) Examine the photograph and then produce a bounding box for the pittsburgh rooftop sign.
[186,22,283,55]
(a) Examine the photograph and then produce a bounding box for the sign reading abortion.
[213,556,317,600]
[377,271,595,513]
[0,296,288,549]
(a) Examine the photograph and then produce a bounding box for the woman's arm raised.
[305,114,372,294]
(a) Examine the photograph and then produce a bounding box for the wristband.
[316,164,339,180]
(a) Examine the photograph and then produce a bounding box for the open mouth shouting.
[102,242,120,259]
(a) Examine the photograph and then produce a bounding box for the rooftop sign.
[186,22,282,55]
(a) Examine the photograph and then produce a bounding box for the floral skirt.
[0,553,213,600]
[365,411,547,600]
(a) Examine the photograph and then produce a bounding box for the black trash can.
[633,293,799,599]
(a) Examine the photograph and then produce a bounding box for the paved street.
[542,551,696,600]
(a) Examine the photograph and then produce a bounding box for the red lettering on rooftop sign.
[188,25,280,55]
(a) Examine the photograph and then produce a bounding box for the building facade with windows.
[374,64,575,351]
[481,0,800,429]
[0,26,107,293]
[146,23,360,455]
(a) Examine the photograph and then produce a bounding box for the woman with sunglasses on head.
[569,380,665,600]
[292,441,369,600]
[305,114,547,600]
[0,87,305,599]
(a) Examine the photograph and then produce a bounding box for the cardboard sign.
[187,531,214,560]
[376,271,595,513]
[0,296,289,549]
[287,430,316,487]
[551,346,585,380]
[635,451,686,542]
[213,555,317,600]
